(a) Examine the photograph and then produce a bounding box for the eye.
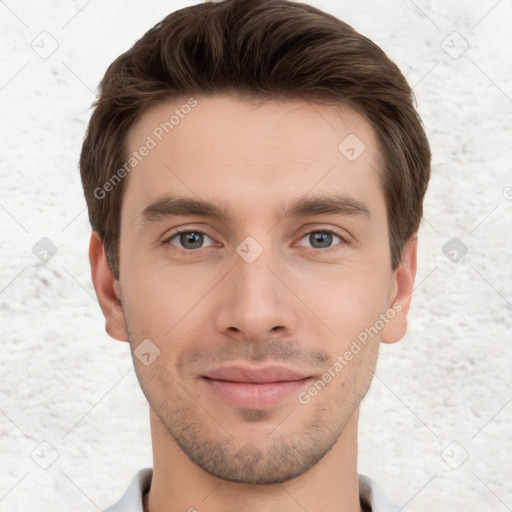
[162,228,347,253]
[297,229,346,250]
[164,230,215,251]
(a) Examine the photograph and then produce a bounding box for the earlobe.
[89,231,129,342]
[381,235,418,344]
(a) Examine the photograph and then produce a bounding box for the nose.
[213,240,299,343]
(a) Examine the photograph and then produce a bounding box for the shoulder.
[358,473,404,512]
[103,468,153,512]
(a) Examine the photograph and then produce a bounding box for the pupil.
[181,232,203,249]
[312,232,331,248]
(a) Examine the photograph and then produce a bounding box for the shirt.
[103,468,404,512]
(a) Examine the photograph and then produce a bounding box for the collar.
[103,468,403,512]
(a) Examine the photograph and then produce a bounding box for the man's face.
[112,94,405,484]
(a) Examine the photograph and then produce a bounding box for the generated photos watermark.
[297,301,403,405]
[93,97,198,200]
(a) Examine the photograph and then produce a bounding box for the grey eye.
[169,231,214,250]
[298,231,343,249]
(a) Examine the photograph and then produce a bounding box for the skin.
[90,94,417,512]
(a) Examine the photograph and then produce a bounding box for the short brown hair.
[80,0,431,279]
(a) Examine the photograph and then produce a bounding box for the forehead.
[126,93,380,160]
[122,94,385,225]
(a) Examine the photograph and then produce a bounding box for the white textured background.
[1,1,511,510]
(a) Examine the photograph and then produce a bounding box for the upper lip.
[202,365,311,383]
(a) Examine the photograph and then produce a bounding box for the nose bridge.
[214,234,297,337]
[233,236,281,315]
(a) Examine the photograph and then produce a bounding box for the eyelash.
[162,227,349,255]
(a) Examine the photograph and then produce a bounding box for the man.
[80,0,431,510]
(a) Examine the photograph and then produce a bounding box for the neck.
[145,409,363,512]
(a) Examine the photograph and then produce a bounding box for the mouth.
[200,364,314,409]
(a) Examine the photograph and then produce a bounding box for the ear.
[89,231,128,342]
[381,235,418,344]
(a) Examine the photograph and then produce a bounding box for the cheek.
[120,265,214,343]
[120,236,392,351]
[294,265,391,342]
[297,337,380,418]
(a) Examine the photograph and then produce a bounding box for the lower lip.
[201,377,312,409]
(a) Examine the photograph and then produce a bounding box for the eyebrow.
[138,193,371,225]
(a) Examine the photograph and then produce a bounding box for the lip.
[201,364,313,409]
[203,364,311,383]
